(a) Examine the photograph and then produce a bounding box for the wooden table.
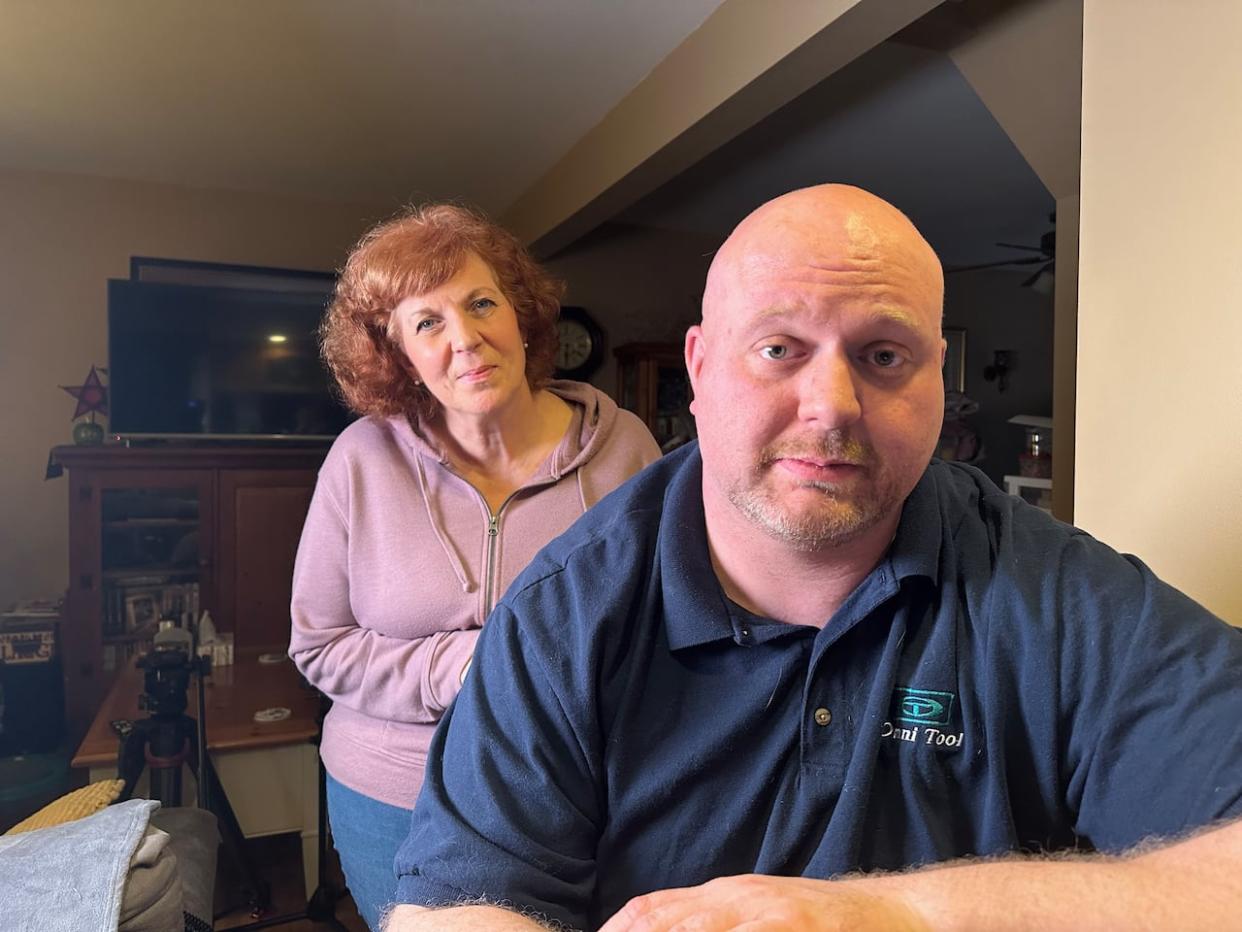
[72,647,323,897]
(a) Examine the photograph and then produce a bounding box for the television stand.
[111,435,335,448]
[51,442,329,742]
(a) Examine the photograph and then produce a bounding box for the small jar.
[1018,428,1052,478]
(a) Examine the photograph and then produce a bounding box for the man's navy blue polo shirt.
[395,444,1242,931]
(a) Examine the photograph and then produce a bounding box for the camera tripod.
[113,639,347,930]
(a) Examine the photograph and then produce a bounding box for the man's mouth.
[760,434,872,482]
[773,457,864,482]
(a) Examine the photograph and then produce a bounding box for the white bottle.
[197,610,217,658]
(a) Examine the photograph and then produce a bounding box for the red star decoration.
[60,365,109,420]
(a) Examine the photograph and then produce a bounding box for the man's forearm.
[388,820,1242,931]
[854,817,1242,931]
[600,819,1242,931]
[384,904,550,931]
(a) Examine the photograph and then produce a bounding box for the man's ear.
[685,325,705,416]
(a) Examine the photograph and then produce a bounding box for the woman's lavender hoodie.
[288,381,660,808]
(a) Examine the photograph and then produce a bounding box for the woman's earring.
[523,341,529,348]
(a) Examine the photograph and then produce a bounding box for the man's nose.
[797,351,862,428]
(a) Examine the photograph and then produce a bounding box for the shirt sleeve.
[1057,538,1242,849]
[287,473,480,723]
[393,601,600,930]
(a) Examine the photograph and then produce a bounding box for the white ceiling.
[1,1,1056,265]
[0,0,725,211]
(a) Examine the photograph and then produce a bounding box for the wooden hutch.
[52,443,327,742]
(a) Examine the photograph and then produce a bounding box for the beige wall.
[947,0,1082,201]
[0,168,379,612]
[1076,2,1242,623]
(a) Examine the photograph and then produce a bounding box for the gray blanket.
[0,798,159,931]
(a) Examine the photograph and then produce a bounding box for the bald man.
[386,186,1242,931]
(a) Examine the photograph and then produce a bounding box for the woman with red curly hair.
[288,204,660,929]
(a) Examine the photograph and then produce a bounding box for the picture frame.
[124,589,160,633]
[943,328,966,393]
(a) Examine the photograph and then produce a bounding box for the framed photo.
[943,328,966,393]
[124,590,160,633]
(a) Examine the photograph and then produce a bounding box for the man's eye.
[758,344,789,360]
[869,348,903,368]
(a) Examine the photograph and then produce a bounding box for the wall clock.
[553,306,605,380]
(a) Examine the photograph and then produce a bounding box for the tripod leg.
[148,744,184,805]
[203,753,271,916]
[114,727,145,803]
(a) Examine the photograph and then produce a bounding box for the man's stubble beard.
[725,432,901,551]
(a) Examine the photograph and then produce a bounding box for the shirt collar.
[659,445,739,651]
[888,463,944,586]
[659,447,943,651]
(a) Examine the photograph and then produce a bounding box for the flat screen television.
[108,279,353,439]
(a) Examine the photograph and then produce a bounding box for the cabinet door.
[216,470,317,651]
[615,343,694,451]
[63,468,215,740]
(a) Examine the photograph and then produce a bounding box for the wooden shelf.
[103,518,198,528]
[102,565,201,580]
[53,442,330,471]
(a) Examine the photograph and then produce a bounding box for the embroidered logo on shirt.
[881,686,963,749]
[891,687,955,726]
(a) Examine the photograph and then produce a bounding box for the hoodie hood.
[386,379,622,479]
[382,380,629,597]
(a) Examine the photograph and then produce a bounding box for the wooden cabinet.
[614,342,695,451]
[52,444,326,741]
[216,469,318,650]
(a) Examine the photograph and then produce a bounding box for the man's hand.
[599,874,927,932]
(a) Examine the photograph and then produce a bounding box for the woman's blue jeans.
[325,772,414,931]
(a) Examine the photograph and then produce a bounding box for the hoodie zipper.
[483,509,502,616]
[418,396,598,617]
[476,456,573,618]
[480,487,525,619]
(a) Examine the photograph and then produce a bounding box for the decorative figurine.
[60,365,108,445]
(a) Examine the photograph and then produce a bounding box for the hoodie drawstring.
[414,453,473,593]
[575,468,588,513]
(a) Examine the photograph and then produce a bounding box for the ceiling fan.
[947,214,1055,288]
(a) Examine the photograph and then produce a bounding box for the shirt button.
[740,627,751,638]
[814,707,832,726]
